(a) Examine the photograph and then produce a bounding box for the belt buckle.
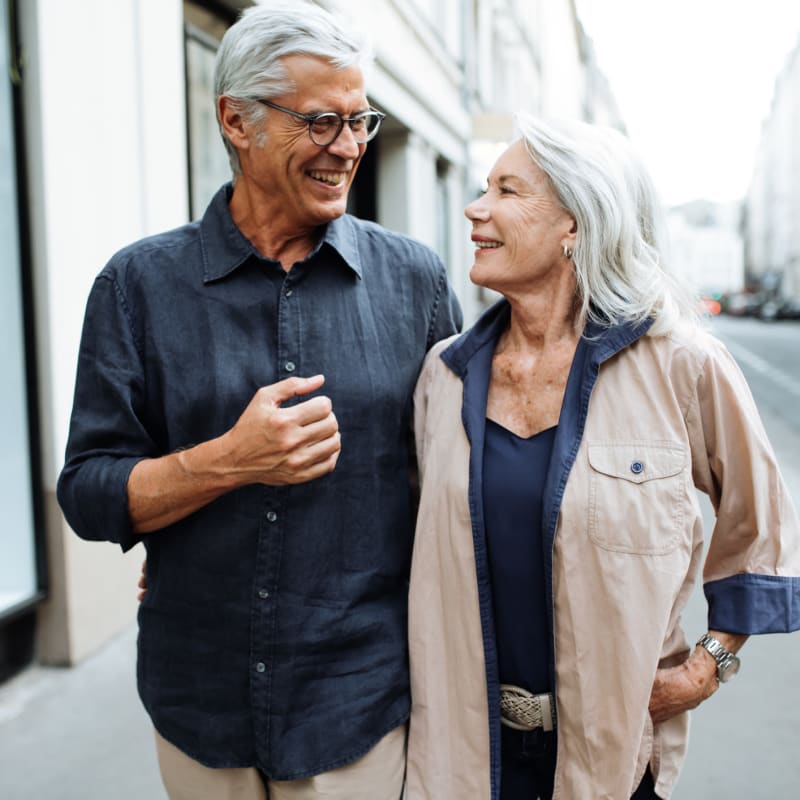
[499,684,555,733]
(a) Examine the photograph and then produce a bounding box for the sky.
[573,1,800,207]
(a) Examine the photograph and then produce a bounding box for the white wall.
[20,0,189,664]
[668,212,744,296]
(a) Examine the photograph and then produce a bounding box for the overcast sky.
[573,1,800,207]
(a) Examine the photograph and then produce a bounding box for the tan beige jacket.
[407,308,800,800]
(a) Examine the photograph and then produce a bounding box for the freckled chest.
[486,341,578,438]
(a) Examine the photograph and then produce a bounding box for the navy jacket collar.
[441,298,654,376]
[199,183,363,283]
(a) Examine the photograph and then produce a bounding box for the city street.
[674,314,800,798]
[0,315,798,799]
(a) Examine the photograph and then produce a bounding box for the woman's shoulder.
[647,320,726,361]
[643,321,745,396]
[428,333,461,360]
[417,334,461,387]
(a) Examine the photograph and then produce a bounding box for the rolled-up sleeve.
[57,271,156,552]
[687,334,800,633]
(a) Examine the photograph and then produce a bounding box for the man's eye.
[310,115,339,133]
[499,186,516,195]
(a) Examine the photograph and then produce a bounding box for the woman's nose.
[465,196,489,221]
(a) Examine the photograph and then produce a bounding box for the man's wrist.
[177,434,241,492]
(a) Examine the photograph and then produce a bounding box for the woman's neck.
[499,274,582,355]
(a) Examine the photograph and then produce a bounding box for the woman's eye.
[499,186,516,195]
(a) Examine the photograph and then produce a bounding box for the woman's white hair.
[214,1,374,177]
[516,114,699,336]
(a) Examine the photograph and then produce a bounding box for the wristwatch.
[696,633,741,683]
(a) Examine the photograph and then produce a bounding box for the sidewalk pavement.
[4,515,800,800]
[0,623,164,800]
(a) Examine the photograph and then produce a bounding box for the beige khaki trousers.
[155,724,406,800]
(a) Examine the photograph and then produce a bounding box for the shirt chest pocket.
[587,441,686,555]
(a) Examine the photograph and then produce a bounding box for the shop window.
[0,0,39,622]
[184,2,239,219]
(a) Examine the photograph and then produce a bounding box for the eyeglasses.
[254,99,385,146]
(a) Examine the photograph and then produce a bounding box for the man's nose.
[327,123,362,160]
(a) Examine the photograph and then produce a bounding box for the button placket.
[279,277,297,375]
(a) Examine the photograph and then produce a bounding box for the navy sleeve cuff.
[57,455,146,553]
[705,573,800,634]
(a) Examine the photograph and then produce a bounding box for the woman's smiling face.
[465,140,575,295]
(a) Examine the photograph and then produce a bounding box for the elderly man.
[57,3,461,798]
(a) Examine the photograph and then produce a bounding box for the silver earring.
[563,244,573,260]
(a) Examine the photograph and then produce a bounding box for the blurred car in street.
[720,291,800,321]
[721,291,761,317]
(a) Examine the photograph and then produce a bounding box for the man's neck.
[228,179,321,271]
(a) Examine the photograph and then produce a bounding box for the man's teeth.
[476,241,502,248]
[309,171,346,186]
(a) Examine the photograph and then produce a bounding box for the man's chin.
[307,197,350,224]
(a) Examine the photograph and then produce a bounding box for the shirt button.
[255,662,266,673]
[630,461,644,474]
[258,589,269,599]
[285,361,296,372]
[266,511,277,523]
[285,289,293,297]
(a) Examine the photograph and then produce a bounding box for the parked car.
[775,297,800,320]
[721,291,761,317]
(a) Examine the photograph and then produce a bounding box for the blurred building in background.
[743,37,800,317]
[1,0,623,680]
[667,200,744,301]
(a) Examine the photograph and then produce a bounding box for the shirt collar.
[441,298,654,378]
[199,184,363,283]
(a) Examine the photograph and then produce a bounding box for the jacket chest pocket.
[587,441,686,555]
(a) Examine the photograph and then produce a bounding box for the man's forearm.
[127,435,239,533]
[128,377,342,533]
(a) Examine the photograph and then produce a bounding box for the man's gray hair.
[214,1,374,177]
[515,114,699,335]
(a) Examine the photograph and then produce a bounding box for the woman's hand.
[648,648,718,723]
[649,631,747,723]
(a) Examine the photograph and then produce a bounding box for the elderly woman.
[406,116,800,800]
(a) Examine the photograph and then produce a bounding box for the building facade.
[743,38,800,304]
[2,0,619,677]
[668,200,745,299]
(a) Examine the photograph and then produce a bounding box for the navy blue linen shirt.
[57,184,462,779]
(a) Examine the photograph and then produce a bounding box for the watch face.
[718,655,741,683]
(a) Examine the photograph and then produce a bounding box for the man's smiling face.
[245,54,369,231]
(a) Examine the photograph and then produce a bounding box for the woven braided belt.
[499,684,555,732]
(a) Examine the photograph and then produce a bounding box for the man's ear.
[218,96,251,152]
